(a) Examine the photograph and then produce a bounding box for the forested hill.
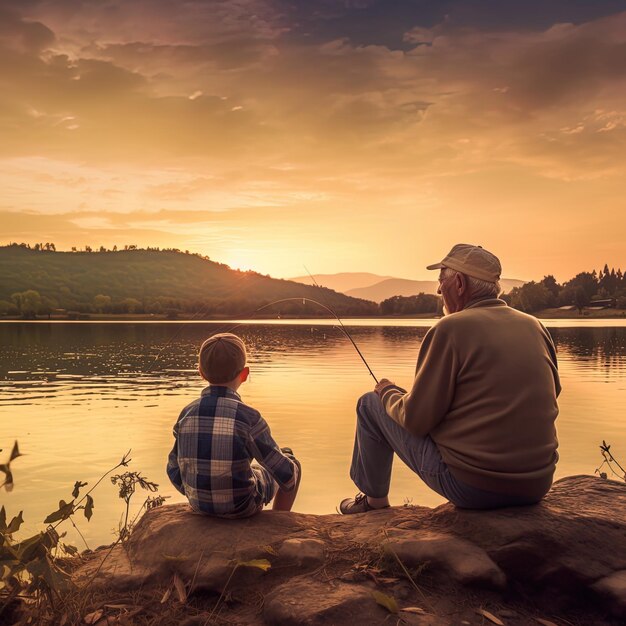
[0,245,378,317]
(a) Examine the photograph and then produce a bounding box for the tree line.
[8,241,203,257]
[1,290,378,318]
[1,244,624,317]
[0,244,377,318]
[502,265,625,313]
[360,266,626,316]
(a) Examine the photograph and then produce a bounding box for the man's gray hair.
[441,267,501,299]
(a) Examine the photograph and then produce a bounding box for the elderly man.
[340,243,560,514]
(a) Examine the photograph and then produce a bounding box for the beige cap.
[427,243,501,283]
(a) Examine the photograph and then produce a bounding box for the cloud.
[0,7,55,53]
[12,0,289,48]
[0,1,624,279]
[1,5,623,182]
[5,3,626,182]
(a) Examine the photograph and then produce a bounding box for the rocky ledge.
[73,475,626,625]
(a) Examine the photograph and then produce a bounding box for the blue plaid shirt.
[166,386,299,518]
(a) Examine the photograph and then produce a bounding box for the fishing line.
[146,270,379,382]
[145,266,258,373]
[303,265,379,383]
[232,296,378,383]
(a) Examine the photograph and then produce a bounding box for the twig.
[382,530,434,613]
[204,564,239,625]
[596,441,626,481]
[189,548,206,594]
[596,459,624,480]
[126,494,159,534]
[83,535,124,589]
[122,498,131,537]
[69,517,90,551]
[0,586,21,620]
[52,449,132,532]
[601,441,625,475]
[78,449,132,505]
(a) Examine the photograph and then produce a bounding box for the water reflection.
[0,322,624,547]
[0,324,420,402]
[2,323,623,395]
[550,328,626,382]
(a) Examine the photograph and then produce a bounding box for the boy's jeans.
[350,392,537,509]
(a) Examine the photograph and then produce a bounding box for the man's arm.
[540,323,561,397]
[379,324,458,436]
[166,420,185,495]
[248,415,300,492]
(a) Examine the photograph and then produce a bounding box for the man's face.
[438,269,464,315]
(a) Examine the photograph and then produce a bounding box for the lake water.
[1,320,625,548]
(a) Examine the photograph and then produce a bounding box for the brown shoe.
[338,493,389,515]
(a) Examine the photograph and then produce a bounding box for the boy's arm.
[166,420,185,495]
[248,414,299,492]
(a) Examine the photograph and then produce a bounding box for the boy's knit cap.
[199,333,247,384]
[426,243,501,283]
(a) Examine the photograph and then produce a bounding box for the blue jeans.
[350,392,537,509]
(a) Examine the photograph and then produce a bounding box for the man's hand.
[375,378,396,397]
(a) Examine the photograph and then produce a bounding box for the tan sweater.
[380,299,560,499]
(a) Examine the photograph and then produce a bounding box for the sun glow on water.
[1,321,624,546]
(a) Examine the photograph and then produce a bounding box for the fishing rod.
[303,265,379,383]
[147,267,379,382]
[145,264,259,373]
[245,296,379,383]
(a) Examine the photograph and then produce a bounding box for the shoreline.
[13,475,620,626]
[1,308,625,322]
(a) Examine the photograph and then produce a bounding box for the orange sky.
[1,1,624,282]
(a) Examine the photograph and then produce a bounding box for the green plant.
[0,512,67,619]
[0,441,23,491]
[0,446,166,622]
[0,449,131,619]
[110,471,162,540]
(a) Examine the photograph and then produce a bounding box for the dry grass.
[13,584,258,626]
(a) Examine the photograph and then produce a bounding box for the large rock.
[278,538,326,567]
[384,529,506,589]
[73,475,626,624]
[75,504,323,592]
[592,571,626,617]
[399,475,626,611]
[263,579,376,625]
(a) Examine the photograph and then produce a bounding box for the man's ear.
[240,366,250,382]
[456,272,468,295]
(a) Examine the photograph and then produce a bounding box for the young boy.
[166,332,301,518]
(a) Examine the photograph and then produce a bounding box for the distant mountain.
[291,272,526,302]
[289,272,396,293]
[347,279,439,301]
[0,246,377,316]
[347,277,526,302]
